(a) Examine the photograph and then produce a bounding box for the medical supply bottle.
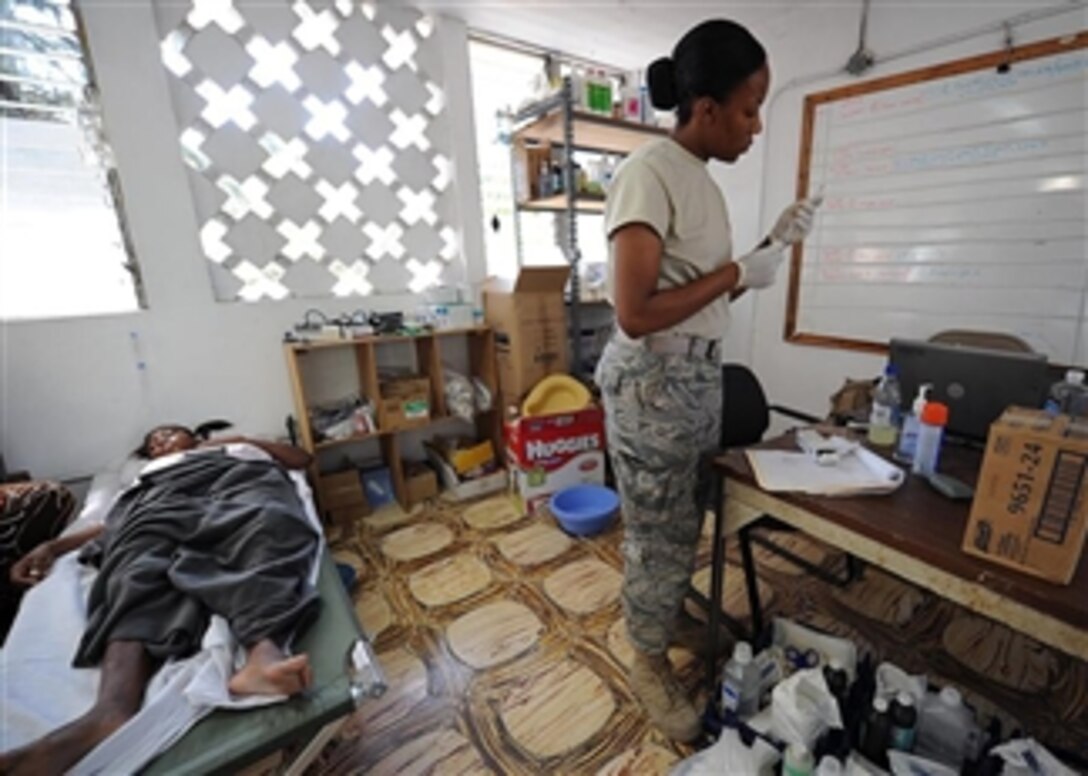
[860,696,892,766]
[814,755,843,776]
[915,687,979,769]
[1045,369,1088,417]
[912,401,948,477]
[867,365,901,447]
[783,742,814,776]
[889,692,918,752]
[895,384,930,465]
[720,641,759,720]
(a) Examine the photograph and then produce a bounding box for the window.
[468,38,609,280]
[0,0,142,320]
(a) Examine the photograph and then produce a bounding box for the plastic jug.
[915,687,979,768]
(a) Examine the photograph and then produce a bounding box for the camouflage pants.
[596,337,721,656]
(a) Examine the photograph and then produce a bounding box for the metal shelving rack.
[508,78,667,376]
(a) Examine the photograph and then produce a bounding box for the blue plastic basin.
[550,484,619,537]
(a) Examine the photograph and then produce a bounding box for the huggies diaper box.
[505,406,606,513]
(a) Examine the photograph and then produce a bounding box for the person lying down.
[0,423,321,776]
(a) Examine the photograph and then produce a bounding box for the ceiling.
[406,1,836,72]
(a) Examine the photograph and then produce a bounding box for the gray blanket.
[74,451,320,667]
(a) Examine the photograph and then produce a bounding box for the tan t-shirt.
[604,137,732,340]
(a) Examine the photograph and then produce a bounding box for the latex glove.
[770,195,823,246]
[735,243,786,290]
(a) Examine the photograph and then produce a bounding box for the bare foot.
[228,639,312,697]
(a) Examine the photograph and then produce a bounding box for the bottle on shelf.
[889,691,918,752]
[537,158,553,198]
[1044,368,1088,417]
[867,365,902,447]
[720,640,760,720]
[912,401,948,477]
[895,383,930,465]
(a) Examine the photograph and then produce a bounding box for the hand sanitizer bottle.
[895,383,931,465]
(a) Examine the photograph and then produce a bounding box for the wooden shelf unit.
[517,194,605,214]
[284,326,501,514]
[507,86,665,376]
[512,108,668,155]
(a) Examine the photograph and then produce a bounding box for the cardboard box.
[404,465,439,506]
[318,469,366,510]
[483,267,570,404]
[378,376,431,431]
[964,407,1088,584]
[425,445,507,502]
[505,405,606,514]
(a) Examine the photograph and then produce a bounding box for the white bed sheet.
[0,445,324,774]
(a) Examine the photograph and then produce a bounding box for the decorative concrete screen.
[155,0,462,301]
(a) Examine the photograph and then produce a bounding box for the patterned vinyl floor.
[313,494,1088,774]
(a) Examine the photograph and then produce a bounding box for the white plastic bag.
[991,738,1078,776]
[770,668,843,749]
[670,727,780,775]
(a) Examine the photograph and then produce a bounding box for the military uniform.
[596,334,720,654]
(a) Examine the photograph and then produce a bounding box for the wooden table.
[705,436,1088,685]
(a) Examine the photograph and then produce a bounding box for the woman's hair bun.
[646,56,677,110]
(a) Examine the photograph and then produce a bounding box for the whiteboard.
[787,33,1088,365]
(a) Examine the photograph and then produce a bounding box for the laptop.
[889,338,1049,441]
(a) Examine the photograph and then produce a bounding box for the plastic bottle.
[1044,369,1088,417]
[915,687,979,769]
[814,755,844,776]
[720,641,760,720]
[783,742,814,776]
[912,401,948,477]
[895,383,931,465]
[822,658,849,712]
[867,365,902,447]
[860,696,892,767]
[537,158,552,198]
[889,691,918,752]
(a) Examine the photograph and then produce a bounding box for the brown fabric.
[0,481,77,643]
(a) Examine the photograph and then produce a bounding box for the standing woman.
[596,19,818,741]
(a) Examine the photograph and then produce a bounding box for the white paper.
[746,446,904,496]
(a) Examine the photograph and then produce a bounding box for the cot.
[0,451,385,774]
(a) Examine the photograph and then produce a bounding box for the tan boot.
[629,649,703,742]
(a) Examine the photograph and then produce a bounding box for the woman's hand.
[770,195,823,246]
[11,542,57,587]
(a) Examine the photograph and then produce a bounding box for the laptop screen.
[889,339,1049,441]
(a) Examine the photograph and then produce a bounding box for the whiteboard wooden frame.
[786,31,1088,354]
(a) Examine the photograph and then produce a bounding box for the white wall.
[745,2,1086,423]
[0,2,484,479]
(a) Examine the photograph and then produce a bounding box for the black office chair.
[717,364,862,641]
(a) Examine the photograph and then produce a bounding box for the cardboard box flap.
[513,266,571,293]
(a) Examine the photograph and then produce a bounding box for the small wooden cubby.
[284,326,501,515]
